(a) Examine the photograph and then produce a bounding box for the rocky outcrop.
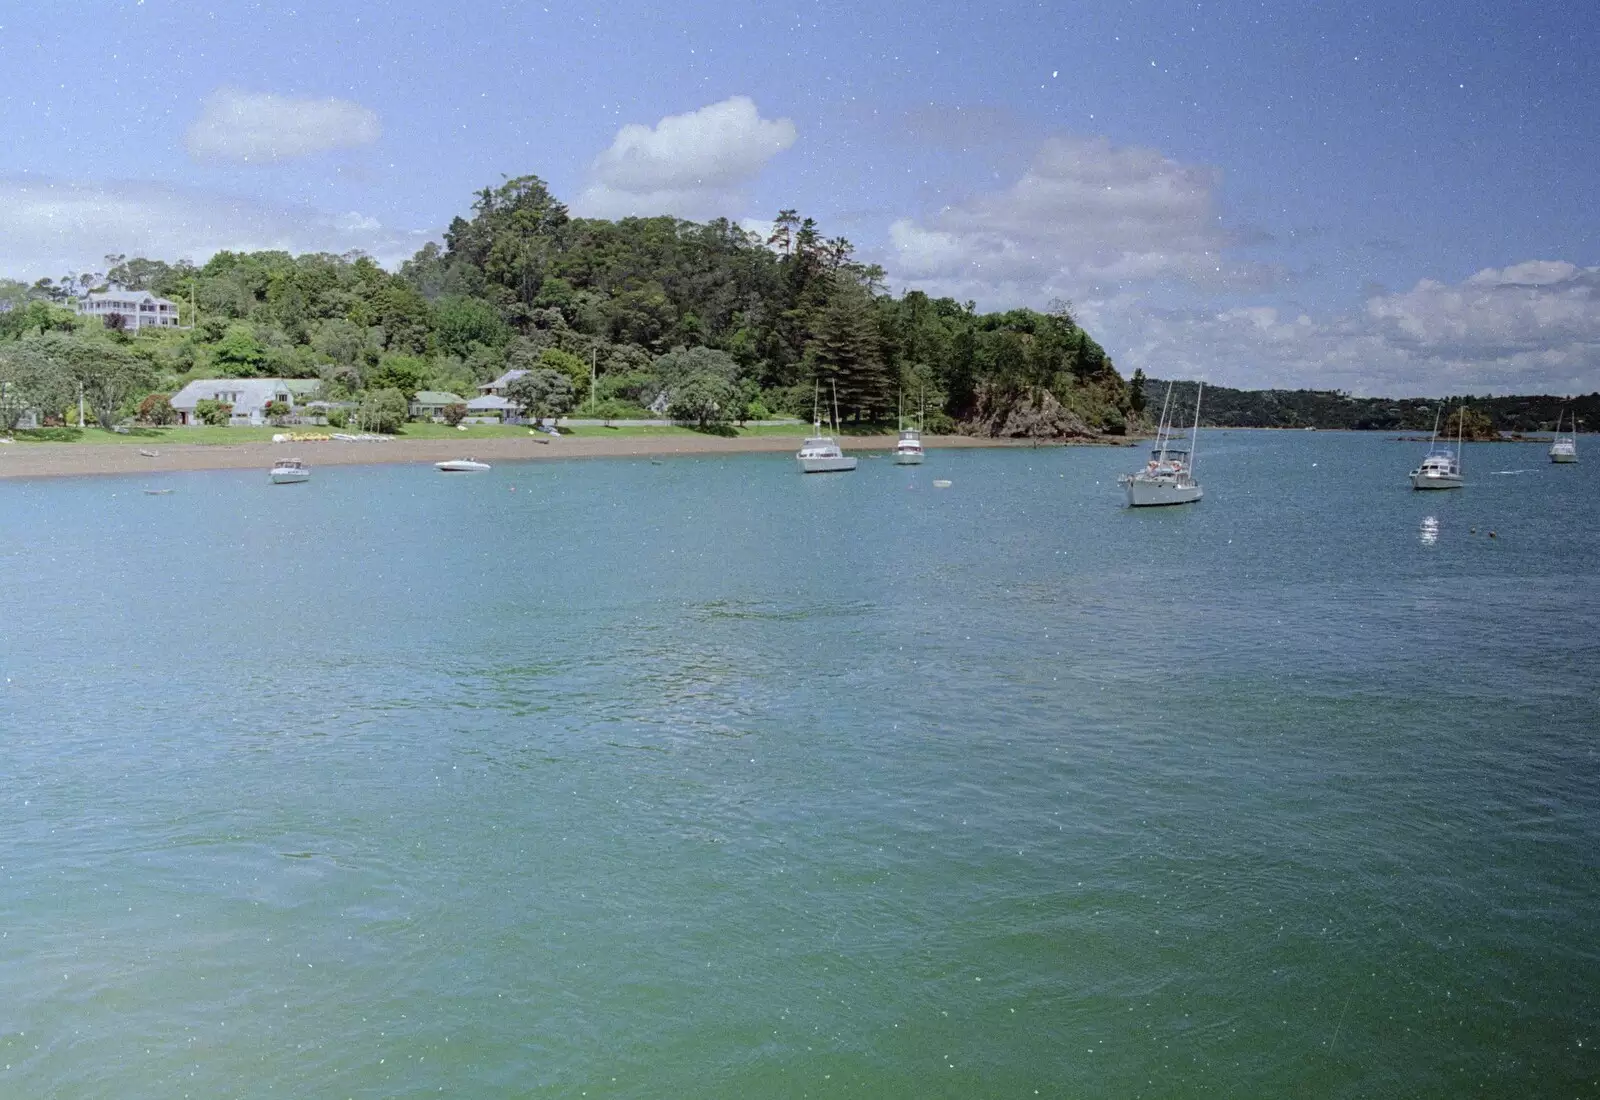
[958,386,1109,440]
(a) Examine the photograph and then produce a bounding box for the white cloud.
[0,177,428,277]
[185,88,381,163]
[1088,262,1600,396]
[887,135,1270,305]
[572,96,796,220]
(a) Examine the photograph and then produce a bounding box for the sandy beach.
[0,432,1077,481]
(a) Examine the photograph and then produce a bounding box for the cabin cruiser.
[269,458,310,484]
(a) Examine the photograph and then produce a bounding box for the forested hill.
[0,174,1133,437]
[1144,379,1599,434]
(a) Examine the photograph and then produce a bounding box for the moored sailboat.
[1119,382,1203,507]
[1549,409,1578,463]
[797,381,857,473]
[1409,406,1464,489]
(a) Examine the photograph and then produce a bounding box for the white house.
[464,369,527,422]
[410,390,465,421]
[169,378,319,426]
[76,289,181,331]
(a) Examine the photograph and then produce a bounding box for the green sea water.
[1,431,1596,1097]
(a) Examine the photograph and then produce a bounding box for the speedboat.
[1550,410,1578,463]
[436,459,491,472]
[1120,382,1203,507]
[893,427,924,465]
[1409,406,1464,489]
[269,458,310,484]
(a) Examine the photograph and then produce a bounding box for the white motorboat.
[1409,406,1463,490]
[269,458,310,484]
[436,459,491,472]
[1120,382,1203,507]
[797,382,857,473]
[1549,409,1578,463]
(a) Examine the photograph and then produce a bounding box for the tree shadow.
[687,422,739,437]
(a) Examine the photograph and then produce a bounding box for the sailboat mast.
[1189,382,1203,473]
[1155,383,1174,464]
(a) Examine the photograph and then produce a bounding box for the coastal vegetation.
[0,175,1130,439]
[1147,379,1597,435]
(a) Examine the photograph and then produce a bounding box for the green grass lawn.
[5,421,833,445]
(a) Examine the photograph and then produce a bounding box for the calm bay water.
[2,431,1597,1097]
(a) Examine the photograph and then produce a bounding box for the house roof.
[481,369,528,392]
[465,394,514,411]
[170,378,309,410]
[413,391,464,405]
[79,289,177,307]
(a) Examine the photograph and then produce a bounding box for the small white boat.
[893,428,924,465]
[436,459,491,472]
[1120,382,1203,507]
[893,390,926,464]
[797,382,857,473]
[269,458,311,484]
[1549,410,1578,463]
[1410,406,1464,490]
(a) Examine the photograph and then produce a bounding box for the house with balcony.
[76,288,182,331]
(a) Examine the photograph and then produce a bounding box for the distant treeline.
[1144,379,1597,433]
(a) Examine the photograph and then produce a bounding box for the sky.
[2,0,1597,396]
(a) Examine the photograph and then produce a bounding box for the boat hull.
[893,451,924,465]
[1124,479,1202,507]
[1410,472,1463,489]
[436,461,491,472]
[1550,450,1577,464]
[269,469,310,484]
[798,456,858,473]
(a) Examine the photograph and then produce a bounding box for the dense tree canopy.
[0,171,1136,434]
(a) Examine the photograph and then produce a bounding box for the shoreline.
[0,432,1099,481]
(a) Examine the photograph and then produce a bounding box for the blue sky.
[2,0,1597,395]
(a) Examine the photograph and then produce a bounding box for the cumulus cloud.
[1089,261,1600,395]
[572,96,796,220]
[0,177,427,277]
[186,88,381,163]
[887,135,1273,305]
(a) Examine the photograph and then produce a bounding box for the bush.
[137,393,176,426]
[357,388,408,434]
[195,398,232,426]
[265,400,291,426]
[442,402,467,427]
[325,407,349,428]
[668,372,736,428]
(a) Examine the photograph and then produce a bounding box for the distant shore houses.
[169,379,318,426]
[75,289,182,331]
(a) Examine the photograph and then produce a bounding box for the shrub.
[442,402,467,427]
[357,387,408,434]
[265,400,291,426]
[137,393,176,426]
[325,407,349,428]
[194,398,232,426]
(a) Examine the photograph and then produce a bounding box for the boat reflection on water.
[1419,516,1440,546]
